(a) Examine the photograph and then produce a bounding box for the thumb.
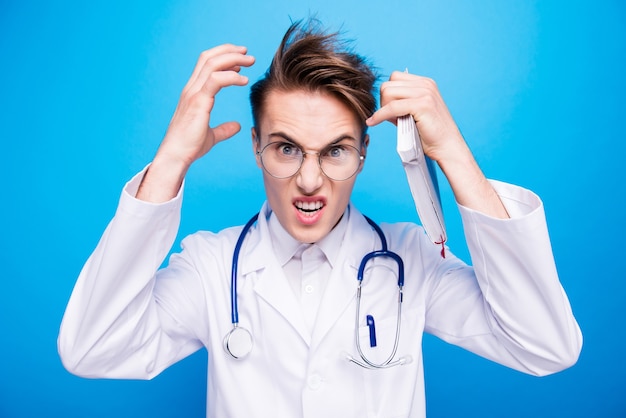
[211,121,242,144]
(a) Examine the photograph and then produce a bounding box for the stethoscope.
[223,212,410,369]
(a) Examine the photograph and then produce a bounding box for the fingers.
[184,45,255,98]
[368,98,428,127]
[367,72,439,127]
[367,71,467,163]
[174,45,255,128]
[380,74,438,107]
[187,44,252,86]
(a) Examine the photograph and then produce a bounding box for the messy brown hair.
[250,20,378,138]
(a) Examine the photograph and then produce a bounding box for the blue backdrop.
[1,0,624,416]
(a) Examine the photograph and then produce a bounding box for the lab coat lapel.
[311,206,378,347]
[240,204,311,346]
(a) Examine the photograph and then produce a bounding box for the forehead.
[258,90,362,147]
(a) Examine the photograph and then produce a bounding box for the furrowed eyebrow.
[267,132,359,149]
[267,132,300,146]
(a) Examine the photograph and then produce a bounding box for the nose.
[296,153,324,193]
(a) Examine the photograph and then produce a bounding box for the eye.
[324,144,350,160]
[276,142,300,157]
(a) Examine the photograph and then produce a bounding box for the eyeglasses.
[256,141,365,181]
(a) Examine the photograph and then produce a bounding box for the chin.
[290,226,328,244]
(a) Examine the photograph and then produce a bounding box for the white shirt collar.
[267,205,351,269]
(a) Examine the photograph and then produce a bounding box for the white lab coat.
[58,169,582,418]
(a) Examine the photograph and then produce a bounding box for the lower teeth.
[299,207,320,214]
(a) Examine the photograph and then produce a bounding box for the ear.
[251,127,262,169]
[361,133,370,154]
[358,133,370,173]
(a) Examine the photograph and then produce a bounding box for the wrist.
[435,143,509,219]
[136,154,190,203]
[431,138,474,173]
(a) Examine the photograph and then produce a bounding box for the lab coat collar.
[238,202,278,276]
[238,202,381,348]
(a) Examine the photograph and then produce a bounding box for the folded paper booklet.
[396,115,447,257]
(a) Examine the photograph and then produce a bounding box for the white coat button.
[307,374,322,390]
[304,284,314,294]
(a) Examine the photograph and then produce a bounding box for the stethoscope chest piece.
[224,326,253,359]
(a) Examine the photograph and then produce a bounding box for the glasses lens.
[319,144,362,181]
[259,142,303,178]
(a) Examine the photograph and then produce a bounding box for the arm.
[58,171,198,378]
[368,72,581,373]
[58,45,255,378]
[424,182,581,375]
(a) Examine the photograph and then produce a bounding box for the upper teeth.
[296,201,323,211]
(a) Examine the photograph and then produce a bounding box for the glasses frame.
[256,141,365,181]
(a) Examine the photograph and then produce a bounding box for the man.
[58,21,582,417]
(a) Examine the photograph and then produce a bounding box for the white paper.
[396,115,447,248]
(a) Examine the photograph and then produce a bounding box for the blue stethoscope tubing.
[230,213,259,326]
[350,217,408,369]
[224,212,408,369]
[222,213,259,359]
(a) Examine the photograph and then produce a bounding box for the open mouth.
[294,200,324,215]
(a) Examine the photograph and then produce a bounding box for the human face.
[252,90,368,243]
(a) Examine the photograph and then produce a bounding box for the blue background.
[1,0,624,416]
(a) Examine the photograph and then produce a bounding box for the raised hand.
[367,71,509,218]
[137,45,255,202]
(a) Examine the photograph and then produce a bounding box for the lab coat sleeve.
[57,168,204,379]
[423,180,582,376]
